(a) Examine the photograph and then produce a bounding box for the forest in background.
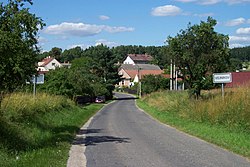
[38,45,250,72]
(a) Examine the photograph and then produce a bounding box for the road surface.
[68,93,250,167]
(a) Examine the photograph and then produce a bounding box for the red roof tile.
[40,57,54,67]
[128,54,153,62]
[124,69,163,79]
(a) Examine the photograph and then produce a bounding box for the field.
[0,93,103,167]
[137,86,250,158]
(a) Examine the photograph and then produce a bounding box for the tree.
[61,46,83,62]
[83,45,121,99]
[0,0,44,92]
[141,75,169,94]
[167,17,230,97]
[49,47,62,61]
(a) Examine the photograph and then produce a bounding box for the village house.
[37,57,62,74]
[118,54,164,87]
[123,54,153,65]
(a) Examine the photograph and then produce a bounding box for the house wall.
[45,59,62,70]
[123,56,135,65]
[118,69,132,87]
[37,66,49,72]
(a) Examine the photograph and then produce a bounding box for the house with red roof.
[118,64,164,87]
[37,57,62,73]
[123,54,153,65]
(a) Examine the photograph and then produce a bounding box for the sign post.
[27,74,44,97]
[213,73,232,98]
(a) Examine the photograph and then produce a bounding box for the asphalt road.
[80,93,249,167]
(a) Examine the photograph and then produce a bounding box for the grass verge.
[0,93,103,167]
[137,90,250,159]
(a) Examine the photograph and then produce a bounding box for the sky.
[10,0,250,51]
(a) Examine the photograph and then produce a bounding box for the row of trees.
[39,45,170,69]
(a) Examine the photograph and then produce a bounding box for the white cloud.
[236,27,250,34]
[229,35,250,42]
[44,22,102,36]
[68,44,91,50]
[44,22,134,37]
[226,0,250,4]
[104,26,134,33]
[200,0,221,5]
[247,19,250,24]
[225,18,246,26]
[99,15,110,20]
[95,39,118,48]
[151,5,182,16]
[229,43,245,48]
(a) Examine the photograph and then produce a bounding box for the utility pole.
[170,59,173,90]
[175,69,178,90]
[173,62,176,90]
[137,65,142,98]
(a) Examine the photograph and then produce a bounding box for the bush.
[141,75,169,94]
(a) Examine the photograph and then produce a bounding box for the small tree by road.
[0,0,45,92]
[167,17,230,98]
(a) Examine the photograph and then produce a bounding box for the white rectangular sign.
[213,73,232,83]
[26,74,44,84]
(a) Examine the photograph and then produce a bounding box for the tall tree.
[0,0,44,92]
[49,47,62,61]
[61,46,83,62]
[83,45,121,98]
[167,17,230,97]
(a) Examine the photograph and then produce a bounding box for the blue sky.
[16,0,250,51]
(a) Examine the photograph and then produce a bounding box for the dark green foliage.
[167,17,230,97]
[49,47,62,61]
[40,45,121,99]
[141,75,170,94]
[0,0,44,92]
[230,46,250,62]
[83,45,121,99]
[61,46,84,62]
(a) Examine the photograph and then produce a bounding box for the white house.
[123,54,153,65]
[37,57,62,72]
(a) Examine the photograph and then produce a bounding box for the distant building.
[118,64,163,87]
[123,54,153,65]
[37,57,62,73]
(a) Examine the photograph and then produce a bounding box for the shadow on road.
[113,97,138,101]
[73,128,130,146]
[78,136,130,146]
[77,129,103,135]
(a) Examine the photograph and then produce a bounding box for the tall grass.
[142,87,250,132]
[0,92,103,167]
[187,87,250,131]
[139,87,250,158]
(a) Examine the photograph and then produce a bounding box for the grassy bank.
[0,93,103,167]
[137,87,250,158]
